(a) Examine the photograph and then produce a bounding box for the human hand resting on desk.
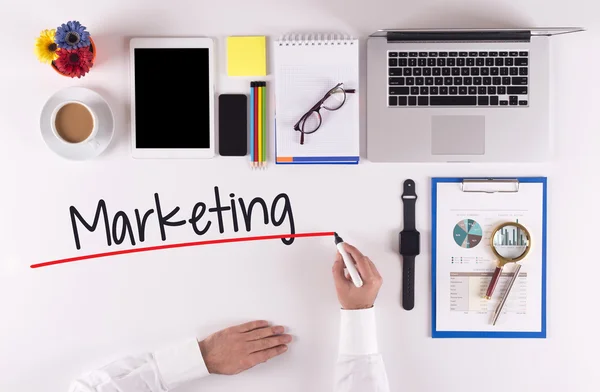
[332,243,383,310]
[198,320,292,375]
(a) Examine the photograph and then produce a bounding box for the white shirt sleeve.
[334,308,390,392]
[69,339,210,392]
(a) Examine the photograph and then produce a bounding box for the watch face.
[400,231,421,256]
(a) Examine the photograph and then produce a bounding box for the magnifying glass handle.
[485,266,503,299]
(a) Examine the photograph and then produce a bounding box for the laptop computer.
[366,28,583,162]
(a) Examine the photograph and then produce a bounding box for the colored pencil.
[254,83,259,166]
[261,82,267,167]
[258,85,263,166]
[249,82,255,165]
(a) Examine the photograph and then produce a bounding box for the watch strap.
[402,256,415,310]
[402,179,417,231]
[401,179,417,311]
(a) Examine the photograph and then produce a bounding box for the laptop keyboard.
[387,51,529,107]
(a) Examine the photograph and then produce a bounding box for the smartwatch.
[400,179,420,311]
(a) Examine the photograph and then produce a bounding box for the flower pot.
[51,37,96,77]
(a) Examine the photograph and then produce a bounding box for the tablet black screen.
[134,48,210,149]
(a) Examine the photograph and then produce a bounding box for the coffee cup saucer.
[40,87,114,160]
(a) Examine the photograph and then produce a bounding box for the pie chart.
[453,219,483,248]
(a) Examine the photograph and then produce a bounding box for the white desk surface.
[1,1,599,391]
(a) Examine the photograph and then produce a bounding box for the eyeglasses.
[293,83,356,145]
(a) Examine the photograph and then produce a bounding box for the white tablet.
[130,38,215,158]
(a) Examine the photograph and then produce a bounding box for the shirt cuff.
[338,307,379,356]
[154,339,209,389]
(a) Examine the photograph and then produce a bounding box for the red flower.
[54,47,93,78]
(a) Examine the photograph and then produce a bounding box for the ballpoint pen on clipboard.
[492,264,522,325]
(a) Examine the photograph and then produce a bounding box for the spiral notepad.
[274,33,359,164]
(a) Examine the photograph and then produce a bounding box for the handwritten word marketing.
[69,187,296,250]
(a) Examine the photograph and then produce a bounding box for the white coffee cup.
[50,100,100,150]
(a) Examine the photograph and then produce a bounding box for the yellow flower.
[34,29,60,64]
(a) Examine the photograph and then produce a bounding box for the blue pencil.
[250,82,255,165]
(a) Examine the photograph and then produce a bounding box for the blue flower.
[55,21,90,49]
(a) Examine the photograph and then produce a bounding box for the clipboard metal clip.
[460,179,520,193]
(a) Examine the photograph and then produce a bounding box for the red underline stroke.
[30,232,335,269]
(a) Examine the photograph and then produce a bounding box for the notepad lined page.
[275,34,359,163]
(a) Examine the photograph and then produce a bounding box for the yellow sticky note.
[227,36,267,76]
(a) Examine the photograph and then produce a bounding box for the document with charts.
[432,178,547,338]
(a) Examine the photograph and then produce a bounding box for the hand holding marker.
[334,233,363,287]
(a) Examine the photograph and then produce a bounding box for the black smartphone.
[218,94,247,156]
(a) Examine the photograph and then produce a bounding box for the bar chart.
[493,223,527,247]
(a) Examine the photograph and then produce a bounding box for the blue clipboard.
[431,177,547,338]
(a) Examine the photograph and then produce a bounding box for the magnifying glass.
[485,222,531,300]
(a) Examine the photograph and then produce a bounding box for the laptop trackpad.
[431,115,485,155]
